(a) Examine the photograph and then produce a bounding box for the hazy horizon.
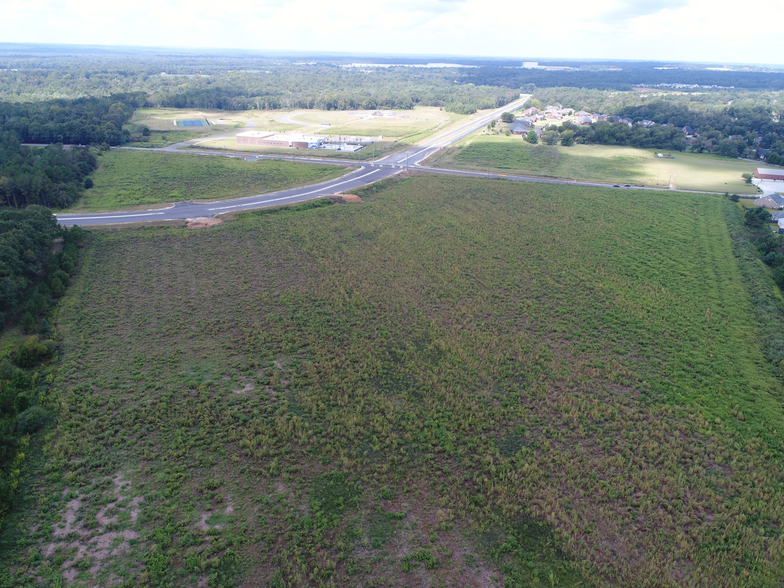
[2,0,783,67]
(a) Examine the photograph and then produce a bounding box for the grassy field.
[285,107,459,139]
[428,134,762,194]
[124,108,296,148]
[189,138,397,160]
[68,150,352,212]
[3,176,784,587]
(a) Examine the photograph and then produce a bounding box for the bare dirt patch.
[187,217,224,229]
[44,473,144,586]
[328,194,363,204]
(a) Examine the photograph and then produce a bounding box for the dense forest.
[0,93,143,145]
[0,60,517,115]
[0,132,98,208]
[0,207,84,518]
[468,65,784,91]
[0,205,59,324]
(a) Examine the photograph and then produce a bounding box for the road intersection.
[56,95,700,227]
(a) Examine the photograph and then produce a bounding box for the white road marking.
[207,169,381,211]
[56,212,167,220]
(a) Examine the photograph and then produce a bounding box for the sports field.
[5,175,784,587]
[428,134,762,194]
[67,149,351,212]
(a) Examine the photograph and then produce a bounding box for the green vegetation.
[123,108,247,148]
[71,150,353,212]
[2,176,784,587]
[0,94,144,146]
[0,134,98,209]
[0,216,84,519]
[0,206,59,323]
[430,134,761,193]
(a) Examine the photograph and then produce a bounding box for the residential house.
[638,120,656,128]
[682,126,697,136]
[575,111,591,117]
[508,120,531,134]
[758,148,771,160]
[754,193,784,209]
[575,116,593,125]
[770,211,784,222]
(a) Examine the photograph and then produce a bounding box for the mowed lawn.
[430,134,761,194]
[7,177,784,588]
[69,149,352,212]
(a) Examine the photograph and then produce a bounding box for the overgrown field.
[4,176,784,588]
[69,150,351,212]
[428,135,761,194]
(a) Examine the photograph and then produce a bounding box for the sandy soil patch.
[45,473,144,586]
[328,194,363,203]
[187,217,223,229]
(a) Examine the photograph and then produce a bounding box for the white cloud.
[0,0,782,65]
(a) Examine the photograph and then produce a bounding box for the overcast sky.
[3,0,783,65]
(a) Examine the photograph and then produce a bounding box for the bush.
[84,177,93,189]
[20,312,35,333]
[745,207,771,228]
[15,335,51,368]
[0,360,14,381]
[542,131,559,145]
[13,394,30,414]
[15,406,51,433]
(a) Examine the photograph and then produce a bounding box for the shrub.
[15,336,51,368]
[15,406,51,433]
[0,360,14,381]
[84,177,93,189]
[50,277,65,298]
[14,394,30,414]
[20,312,35,333]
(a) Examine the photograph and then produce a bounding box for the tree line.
[0,206,85,517]
[0,93,144,146]
[0,132,98,209]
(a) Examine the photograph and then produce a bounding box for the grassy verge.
[187,138,400,161]
[427,134,761,194]
[4,177,784,587]
[67,150,353,212]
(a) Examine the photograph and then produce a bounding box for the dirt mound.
[329,194,363,203]
[186,217,223,229]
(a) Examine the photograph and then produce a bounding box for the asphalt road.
[64,95,692,227]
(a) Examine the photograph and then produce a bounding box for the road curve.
[66,95,673,227]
